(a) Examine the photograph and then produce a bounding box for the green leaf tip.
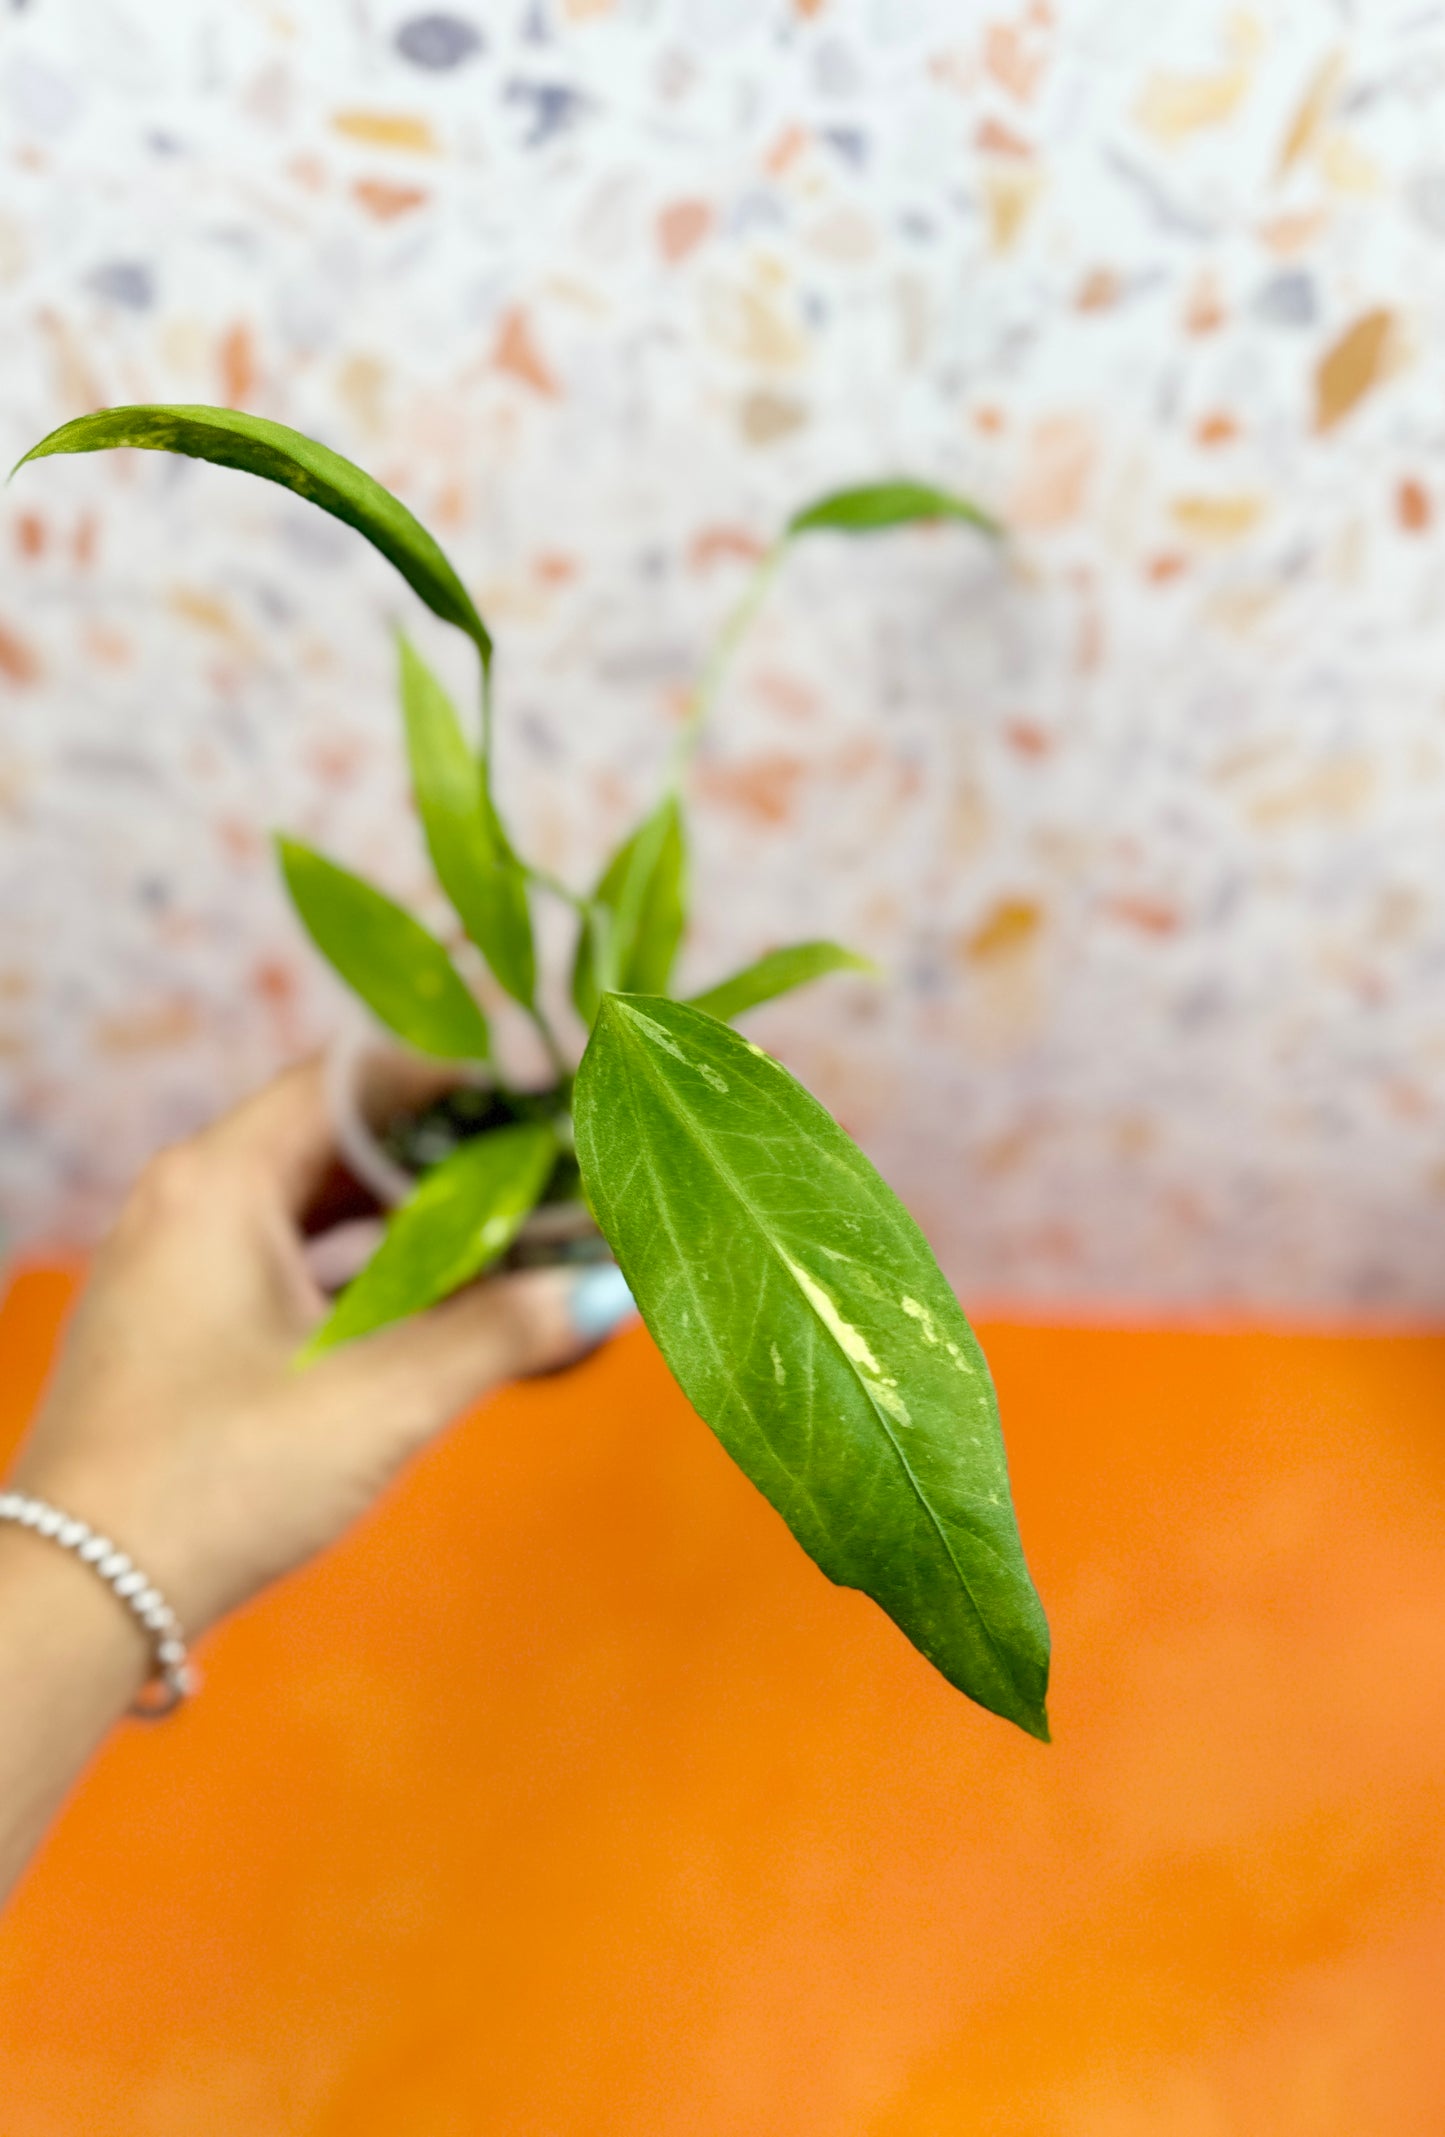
[574,993,1050,1738]
[687,940,878,1024]
[571,795,688,1027]
[787,478,1003,540]
[14,403,492,662]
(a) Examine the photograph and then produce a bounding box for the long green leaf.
[787,478,1001,540]
[397,632,535,1007]
[276,835,491,1060]
[571,795,687,1026]
[302,1121,556,1357]
[14,404,492,664]
[573,995,1049,1736]
[688,940,877,1024]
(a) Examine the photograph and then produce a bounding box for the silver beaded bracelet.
[0,1491,196,1718]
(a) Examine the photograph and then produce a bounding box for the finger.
[205,1049,462,1223]
[303,1215,387,1294]
[312,1263,638,1452]
[202,1056,337,1216]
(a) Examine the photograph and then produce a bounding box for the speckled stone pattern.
[2,1,1443,1312]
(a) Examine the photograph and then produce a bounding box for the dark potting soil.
[379,1084,605,1269]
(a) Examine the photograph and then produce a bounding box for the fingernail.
[568,1262,637,1342]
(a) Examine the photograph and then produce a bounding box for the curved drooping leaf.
[397,633,535,1007]
[302,1121,556,1358]
[276,835,491,1060]
[14,405,492,664]
[571,794,687,1026]
[787,479,1001,540]
[573,995,1049,1736]
[687,940,877,1024]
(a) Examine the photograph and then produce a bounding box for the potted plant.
[13,408,1051,1740]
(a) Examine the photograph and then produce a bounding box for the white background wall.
[4,0,1445,1312]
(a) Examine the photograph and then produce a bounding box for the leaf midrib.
[602,1064,829,1527]
[615,1015,1015,1673]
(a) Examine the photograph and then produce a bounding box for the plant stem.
[528,1002,571,1084]
[480,652,495,770]
[511,534,791,967]
[509,520,789,1016]
[472,659,574,1081]
[524,862,589,915]
[668,535,791,784]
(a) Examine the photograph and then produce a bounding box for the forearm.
[0,1526,147,1905]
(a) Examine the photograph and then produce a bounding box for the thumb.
[314,1262,637,1452]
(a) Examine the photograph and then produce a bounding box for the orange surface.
[2,1262,1444,2133]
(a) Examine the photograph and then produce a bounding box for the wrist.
[5,1442,218,1636]
[0,1486,197,1712]
[0,1516,150,1718]
[0,1510,155,1907]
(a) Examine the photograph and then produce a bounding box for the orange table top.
[2,1262,1443,2135]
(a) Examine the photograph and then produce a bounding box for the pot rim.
[323,1027,598,1247]
[324,1025,436,1210]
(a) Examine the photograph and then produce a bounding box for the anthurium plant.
[15,408,1050,1738]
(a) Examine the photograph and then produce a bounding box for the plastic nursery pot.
[324,1027,609,1272]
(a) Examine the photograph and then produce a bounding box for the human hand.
[5,1057,635,1650]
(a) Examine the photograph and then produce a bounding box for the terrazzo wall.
[4,0,1445,1312]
